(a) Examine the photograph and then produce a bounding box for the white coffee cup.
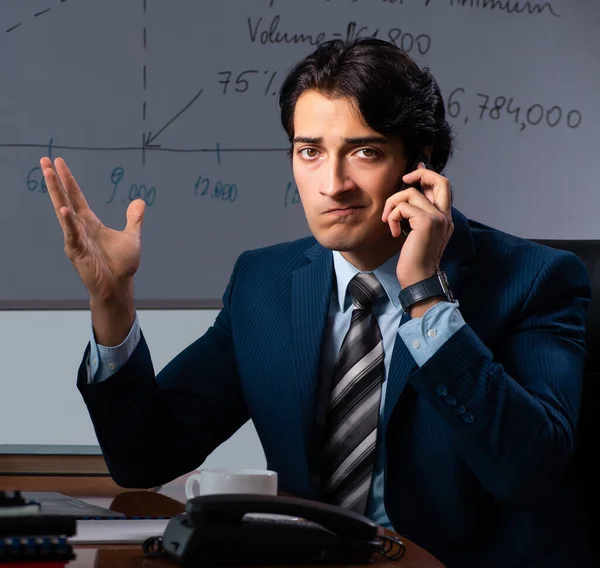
[185,467,278,500]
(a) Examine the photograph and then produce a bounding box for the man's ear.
[422,145,434,166]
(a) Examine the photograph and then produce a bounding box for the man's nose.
[321,159,356,198]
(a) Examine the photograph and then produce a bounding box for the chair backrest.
[533,240,600,370]
[533,239,599,374]
[533,240,600,548]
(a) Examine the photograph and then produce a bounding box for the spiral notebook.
[20,492,171,520]
[20,492,125,520]
[17,492,173,544]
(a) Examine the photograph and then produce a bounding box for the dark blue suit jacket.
[78,209,594,567]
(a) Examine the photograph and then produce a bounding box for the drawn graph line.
[5,0,68,34]
[141,87,205,164]
[5,1,212,167]
[137,2,206,165]
[143,0,147,123]
[0,142,288,154]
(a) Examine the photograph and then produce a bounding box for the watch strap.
[398,270,454,314]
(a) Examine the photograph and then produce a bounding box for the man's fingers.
[59,205,83,250]
[386,202,422,238]
[54,157,90,213]
[382,187,438,222]
[401,167,439,185]
[401,168,452,214]
[41,158,86,248]
[125,199,146,237]
[41,157,72,213]
[386,201,449,239]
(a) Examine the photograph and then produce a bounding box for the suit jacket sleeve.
[77,258,249,489]
[406,250,590,505]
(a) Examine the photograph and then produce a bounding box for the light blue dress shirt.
[323,252,465,527]
[89,251,465,528]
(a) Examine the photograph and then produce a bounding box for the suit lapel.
[382,208,476,428]
[291,243,333,449]
[383,322,418,427]
[439,208,476,302]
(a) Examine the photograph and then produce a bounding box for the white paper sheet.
[71,519,169,544]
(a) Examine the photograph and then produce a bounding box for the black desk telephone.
[148,494,404,565]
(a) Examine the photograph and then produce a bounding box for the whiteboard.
[1,0,598,308]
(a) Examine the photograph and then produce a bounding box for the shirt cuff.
[398,301,465,367]
[87,313,141,383]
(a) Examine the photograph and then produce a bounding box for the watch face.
[437,270,455,302]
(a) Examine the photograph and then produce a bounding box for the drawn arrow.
[144,87,205,148]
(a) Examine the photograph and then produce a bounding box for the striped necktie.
[323,272,386,514]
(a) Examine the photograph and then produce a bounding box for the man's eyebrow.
[344,136,389,145]
[292,136,389,145]
[293,136,322,144]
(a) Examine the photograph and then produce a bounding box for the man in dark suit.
[42,39,593,567]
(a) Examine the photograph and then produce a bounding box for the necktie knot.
[348,273,385,312]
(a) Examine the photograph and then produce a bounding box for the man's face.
[292,90,408,269]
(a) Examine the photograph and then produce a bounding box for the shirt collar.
[332,250,401,312]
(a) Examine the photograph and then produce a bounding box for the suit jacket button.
[462,412,475,424]
[436,384,449,397]
[445,395,457,406]
[455,403,466,415]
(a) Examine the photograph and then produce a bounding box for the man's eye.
[357,148,379,158]
[299,148,319,159]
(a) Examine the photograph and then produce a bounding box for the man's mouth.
[323,205,365,217]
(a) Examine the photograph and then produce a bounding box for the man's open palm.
[41,157,145,302]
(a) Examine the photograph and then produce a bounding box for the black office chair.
[533,240,600,555]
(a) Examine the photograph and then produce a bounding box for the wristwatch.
[398,269,455,314]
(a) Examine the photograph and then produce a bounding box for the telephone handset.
[154,494,404,565]
[398,153,434,237]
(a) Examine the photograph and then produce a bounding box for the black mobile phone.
[399,154,433,236]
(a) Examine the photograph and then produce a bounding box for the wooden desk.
[0,477,445,568]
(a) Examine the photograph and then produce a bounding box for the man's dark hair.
[279,38,454,173]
